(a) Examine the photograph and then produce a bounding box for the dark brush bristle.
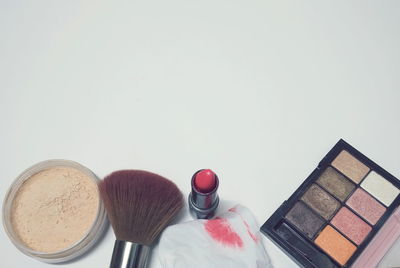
[99,170,183,246]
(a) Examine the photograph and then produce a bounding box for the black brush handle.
[110,240,150,268]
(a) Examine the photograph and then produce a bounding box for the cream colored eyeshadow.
[361,171,400,206]
[331,150,370,183]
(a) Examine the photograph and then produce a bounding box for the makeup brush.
[99,170,183,268]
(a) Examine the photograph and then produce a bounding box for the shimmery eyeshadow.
[346,188,386,225]
[315,225,357,265]
[285,202,325,239]
[361,171,400,206]
[301,184,340,220]
[316,167,356,201]
[331,207,371,245]
[331,150,370,183]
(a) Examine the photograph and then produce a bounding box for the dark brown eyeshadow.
[301,184,340,220]
[285,202,325,238]
[316,166,356,201]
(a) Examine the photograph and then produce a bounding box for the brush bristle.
[99,170,183,246]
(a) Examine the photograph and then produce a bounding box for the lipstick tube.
[188,169,219,219]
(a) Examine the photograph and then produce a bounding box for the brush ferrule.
[110,240,150,268]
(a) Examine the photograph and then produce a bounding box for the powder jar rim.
[2,159,108,263]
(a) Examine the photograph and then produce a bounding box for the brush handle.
[110,240,150,268]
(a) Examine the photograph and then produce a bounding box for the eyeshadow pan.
[285,202,325,239]
[361,171,400,206]
[315,225,357,265]
[331,207,371,245]
[331,150,370,183]
[316,167,355,201]
[301,184,340,220]
[346,188,386,225]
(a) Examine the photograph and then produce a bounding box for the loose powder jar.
[2,160,107,263]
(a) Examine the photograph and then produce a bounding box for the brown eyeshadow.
[331,150,370,183]
[301,184,340,220]
[316,167,356,201]
[285,202,325,239]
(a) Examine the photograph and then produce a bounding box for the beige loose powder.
[11,167,99,253]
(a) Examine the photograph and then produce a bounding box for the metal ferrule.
[110,240,150,268]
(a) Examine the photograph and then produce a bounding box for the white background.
[1,1,400,267]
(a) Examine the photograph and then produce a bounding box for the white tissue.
[158,205,273,268]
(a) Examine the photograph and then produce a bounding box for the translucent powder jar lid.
[2,160,108,263]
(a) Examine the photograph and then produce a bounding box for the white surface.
[1,1,400,267]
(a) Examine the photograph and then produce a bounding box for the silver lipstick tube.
[110,240,150,268]
[188,169,219,219]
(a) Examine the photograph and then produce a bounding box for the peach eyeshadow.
[315,225,357,265]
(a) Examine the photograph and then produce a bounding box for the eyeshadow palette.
[261,139,400,268]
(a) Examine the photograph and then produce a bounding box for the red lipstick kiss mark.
[204,218,243,248]
[244,220,259,243]
[228,207,259,243]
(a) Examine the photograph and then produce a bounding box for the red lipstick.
[194,169,216,193]
[189,169,219,219]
